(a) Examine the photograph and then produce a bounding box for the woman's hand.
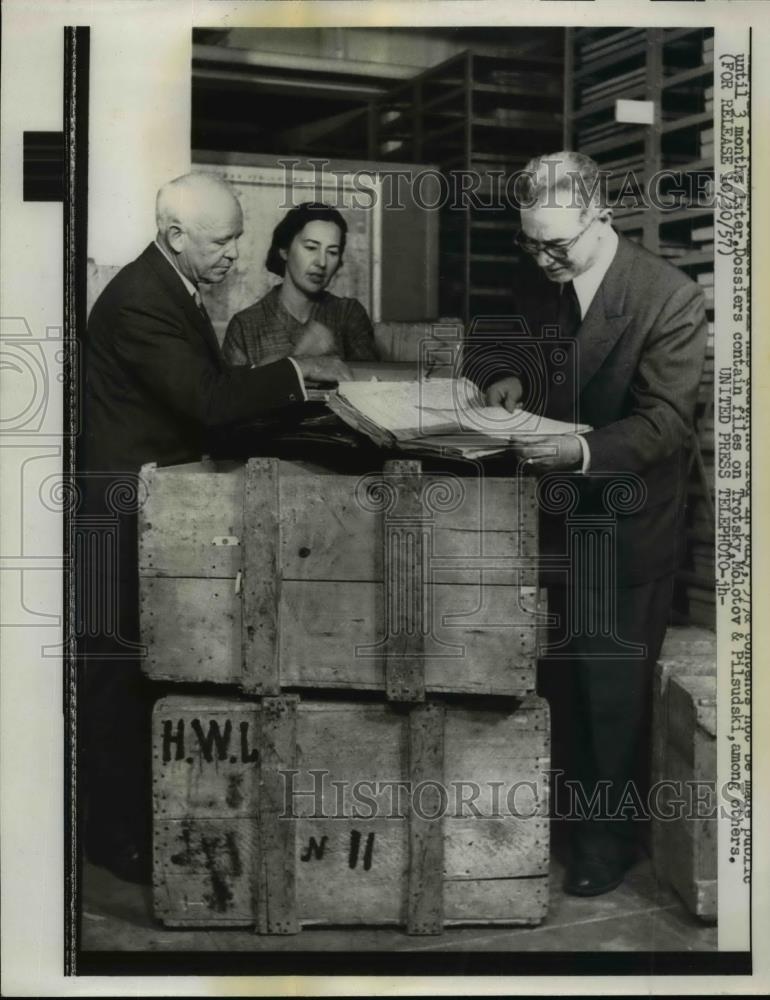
[295,355,353,384]
[294,320,336,358]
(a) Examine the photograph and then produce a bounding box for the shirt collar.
[571,226,619,320]
[154,239,198,298]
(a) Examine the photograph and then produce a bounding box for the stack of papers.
[328,378,591,459]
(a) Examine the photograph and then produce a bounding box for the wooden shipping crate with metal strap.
[152,694,550,932]
[138,456,541,699]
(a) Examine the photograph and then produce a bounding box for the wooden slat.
[152,698,260,925]
[472,114,562,131]
[280,474,537,585]
[153,696,551,930]
[152,700,259,818]
[445,816,548,880]
[443,877,548,925]
[664,26,710,45]
[661,110,713,134]
[138,465,243,577]
[140,466,538,585]
[662,63,715,91]
[659,206,714,225]
[667,673,717,763]
[573,84,647,120]
[407,703,445,934]
[574,39,648,80]
[663,750,718,878]
[295,818,408,923]
[580,128,646,157]
[578,27,645,59]
[659,625,717,661]
[282,581,539,696]
[383,459,426,702]
[143,577,539,695]
[242,458,280,695]
[255,695,299,935]
[142,577,241,684]
[155,820,255,924]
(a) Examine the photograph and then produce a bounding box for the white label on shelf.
[614,99,655,125]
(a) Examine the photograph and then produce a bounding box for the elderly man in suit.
[81,172,349,881]
[470,151,707,897]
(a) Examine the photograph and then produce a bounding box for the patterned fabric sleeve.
[340,298,378,361]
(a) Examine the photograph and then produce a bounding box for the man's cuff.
[286,357,308,401]
[576,434,591,473]
[251,358,308,402]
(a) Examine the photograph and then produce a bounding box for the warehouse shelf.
[662,111,714,134]
[574,42,648,81]
[373,46,562,321]
[572,86,648,120]
[663,63,715,89]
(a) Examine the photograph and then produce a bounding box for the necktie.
[557,280,582,338]
[193,290,215,334]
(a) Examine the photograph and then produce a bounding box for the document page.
[331,378,591,443]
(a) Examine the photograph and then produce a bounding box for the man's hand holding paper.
[507,432,584,472]
[484,375,524,413]
[328,377,591,459]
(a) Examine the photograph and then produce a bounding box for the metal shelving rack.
[564,26,716,628]
[373,48,563,321]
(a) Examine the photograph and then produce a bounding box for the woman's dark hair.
[265,202,348,277]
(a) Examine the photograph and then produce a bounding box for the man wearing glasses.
[475,151,708,897]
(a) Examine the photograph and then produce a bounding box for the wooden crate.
[651,648,717,923]
[139,457,540,699]
[152,694,550,933]
[373,319,462,364]
[651,627,716,833]
[658,626,716,662]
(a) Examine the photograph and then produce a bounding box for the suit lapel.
[577,234,634,393]
[142,243,223,361]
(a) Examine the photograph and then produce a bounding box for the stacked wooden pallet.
[140,455,550,934]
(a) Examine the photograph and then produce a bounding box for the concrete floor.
[81,851,716,954]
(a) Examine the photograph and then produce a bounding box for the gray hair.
[517,151,606,213]
[155,172,239,233]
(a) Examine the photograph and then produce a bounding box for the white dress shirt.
[572,225,619,321]
[570,226,619,472]
[154,238,197,298]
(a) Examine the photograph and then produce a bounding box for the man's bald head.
[156,172,239,233]
[155,172,243,286]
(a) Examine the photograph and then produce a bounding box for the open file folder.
[328,378,591,460]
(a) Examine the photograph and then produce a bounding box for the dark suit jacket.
[83,243,304,475]
[466,234,708,586]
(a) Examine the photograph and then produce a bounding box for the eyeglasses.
[514,217,597,262]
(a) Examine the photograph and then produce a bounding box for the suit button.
[289,393,296,401]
